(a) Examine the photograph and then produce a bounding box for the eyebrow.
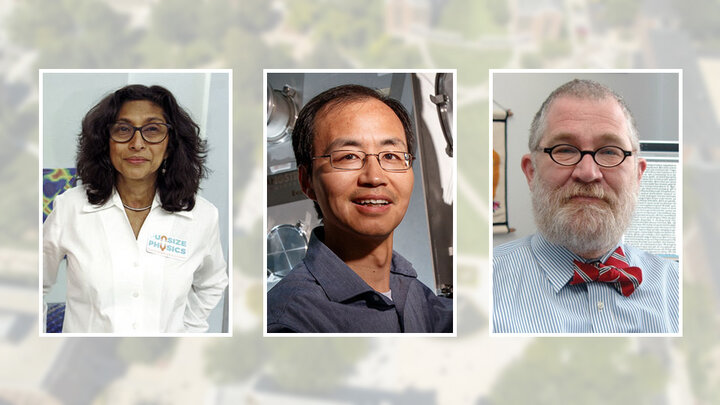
[544,133,630,148]
[324,137,407,153]
[115,116,166,124]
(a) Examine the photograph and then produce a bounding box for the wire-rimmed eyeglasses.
[109,122,172,144]
[542,144,633,168]
[312,150,415,171]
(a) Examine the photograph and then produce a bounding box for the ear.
[298,165,317,201]
[520,153,536,190]
[636,157,647,181]
[163,136,171,159]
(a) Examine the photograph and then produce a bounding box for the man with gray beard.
[493,79,679,333]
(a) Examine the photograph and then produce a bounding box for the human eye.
[335,151,361,160]
[381,151,402,160]
[598,146,623,156]
[553,145,578,155]
[142,123,163,134]
[330,150,362,164]
[113,123,133,133]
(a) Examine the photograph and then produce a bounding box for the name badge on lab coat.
[147,233,189,260]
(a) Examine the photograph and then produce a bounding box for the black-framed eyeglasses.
[312,150,415,171]
[109,122,172,144]
[542,144,633,168]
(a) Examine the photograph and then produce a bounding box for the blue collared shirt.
[493,234,679,333]
[267,228,453,333]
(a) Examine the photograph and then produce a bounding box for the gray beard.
[531,175,638,258]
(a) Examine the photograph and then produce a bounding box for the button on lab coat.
[43,186,228,333]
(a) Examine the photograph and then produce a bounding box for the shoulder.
[389,252,448,305]
[408,277,453,307]
[493,235,533,258]
[54,185,87,205]
[267,263,328,327]
[51,186,88,216]
[623,244,678,269]
[493,235,534,270]
[178,195,220,224]
[622,244,679,279]
[622,244,679,332]
[190,195,219,216]
[402,277,453,333]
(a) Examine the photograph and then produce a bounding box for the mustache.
[560,183,613,204]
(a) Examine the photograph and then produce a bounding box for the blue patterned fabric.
[493,233,679,333]
[268,227,453,333]
[46,302,65,333]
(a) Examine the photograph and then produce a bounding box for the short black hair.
[76,84,207,212]
[291,84,416,218]
[292,84,416,169]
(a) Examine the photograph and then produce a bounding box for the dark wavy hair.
[291,84,416,218]
[76,84,207,212]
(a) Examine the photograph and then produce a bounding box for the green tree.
[488,338,667,404]
[677,284,720,402]
[206,329,267,382]
[0,80,36,251]
[205,330,369,393]
[437,0,508,38]
[6,0,141,68]
[267,337,369,393]
[285,0,384,48]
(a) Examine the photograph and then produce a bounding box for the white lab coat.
[43,186,228,333]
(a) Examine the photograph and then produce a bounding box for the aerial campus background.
[1,0,719,403]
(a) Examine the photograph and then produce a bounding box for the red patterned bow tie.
[570,247,642,297]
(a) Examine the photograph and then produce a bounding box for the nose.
[128,129,146,150]
[571,153,603,183]
[357,154,387,186]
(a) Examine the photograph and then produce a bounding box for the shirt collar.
[81,187,193,219]
[304,227,416,303]
[531,233,621,294]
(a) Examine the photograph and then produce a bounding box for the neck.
[572,244,616,260]
[323,226,394,293]
[116,175,156,208]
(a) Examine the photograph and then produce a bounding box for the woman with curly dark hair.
[43,84,228,333]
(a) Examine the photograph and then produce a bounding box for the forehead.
[542,96,631,148]
[116,100,165,119]
[313,98,407,152]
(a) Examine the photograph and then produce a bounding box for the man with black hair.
[267,84,452,333]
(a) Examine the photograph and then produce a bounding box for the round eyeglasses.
[542,144,633,168]
[109,122,172,144]
[312,150,414,172]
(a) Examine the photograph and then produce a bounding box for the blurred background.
[0,0,718,404]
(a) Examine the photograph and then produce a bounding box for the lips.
[125,156,149,164]
[561,183,611,204]
[570,195,604,202]
[352,195,393,207]
[353,198,391,206]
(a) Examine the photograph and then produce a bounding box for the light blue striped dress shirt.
[493,234,679,333]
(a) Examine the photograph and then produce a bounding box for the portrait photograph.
[40,69,232,336]
[490,70,682,335]
[264,70,456,335]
